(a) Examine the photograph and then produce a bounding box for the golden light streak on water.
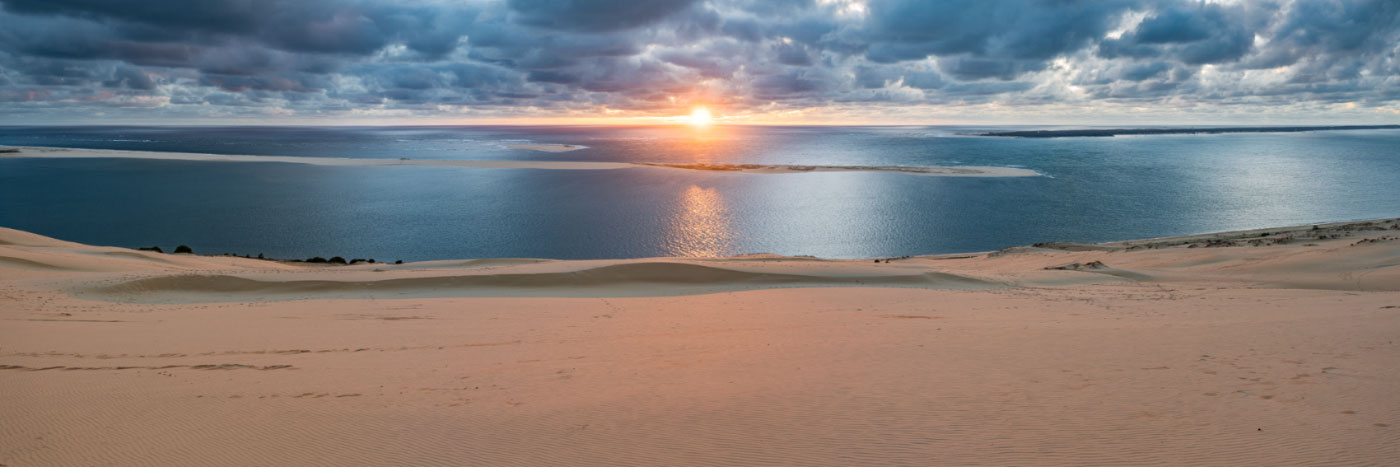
[663,185,733,257]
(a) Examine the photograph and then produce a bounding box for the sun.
[687,106,713,127]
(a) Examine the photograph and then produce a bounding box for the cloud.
[508,0,700,32]
[859,0,1140,61]
[1097,2,1258,65]
[0,0,1396,123]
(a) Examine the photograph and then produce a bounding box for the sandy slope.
[2,220,1398,466]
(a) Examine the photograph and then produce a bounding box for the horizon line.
[3,121,1398,129]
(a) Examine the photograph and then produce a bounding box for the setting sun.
[687,106,713,127]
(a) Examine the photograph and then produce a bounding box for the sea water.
[2,125,1398,260]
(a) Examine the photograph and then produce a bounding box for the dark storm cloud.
[853,64,946,90]
[860,0,1140,61]
[106,65,156,90]
[1097,2,1258,65]
[752,70,825,99]
[655,46,742,79]
[508,0,700,32]
[938,57,1047,81]
[0,0,269,33]
[1120,61,1171,82]
[1,0,482,56]
[0,0,1397,121]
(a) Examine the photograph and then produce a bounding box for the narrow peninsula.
[979,124,1400,138]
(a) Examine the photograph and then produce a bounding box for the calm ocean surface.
[2,125,1398,261]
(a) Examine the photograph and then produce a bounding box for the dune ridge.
[23,217,1398,305]
[80,263,1006,303]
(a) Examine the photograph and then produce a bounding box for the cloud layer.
[1,0,1397,123]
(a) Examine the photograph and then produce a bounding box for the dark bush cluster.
[133,242,388,266]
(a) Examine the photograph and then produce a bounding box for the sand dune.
[79,262,1005,303]
[1,146,1041,177]
[0,226,83,247]
[389,258,552,270]
[2,220,1399,466]
[0,255,66,270]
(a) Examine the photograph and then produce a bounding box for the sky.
[0,0,1397,125]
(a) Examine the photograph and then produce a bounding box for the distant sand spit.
[0,146,634,170]
[635,162,1040,177]
[980,124,1400,138]
[0,146,1041,177]
[3,219,1399,465]
[505,143,587,152]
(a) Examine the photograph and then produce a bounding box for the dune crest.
[79,262,1005,303]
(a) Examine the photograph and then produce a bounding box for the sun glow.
[687,106,714,127]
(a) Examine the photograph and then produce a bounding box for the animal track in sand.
[7,318,130,322]
[0,340,523,360]
[336,313,434,321]
[0,363,294,371]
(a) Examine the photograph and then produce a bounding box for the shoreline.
[0,145,1042,177]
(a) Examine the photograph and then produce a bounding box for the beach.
[5,0,1399,464]
[2,219,1397,465]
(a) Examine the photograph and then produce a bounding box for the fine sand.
[2,219,1399,465]
[0,146,1041,177]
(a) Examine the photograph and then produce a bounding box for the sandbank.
[506,143,587,152]
[0,146,632,170]
[0,146,1041,177]
[635,162,1040,177]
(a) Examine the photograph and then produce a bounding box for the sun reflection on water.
[663,185,733,257]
